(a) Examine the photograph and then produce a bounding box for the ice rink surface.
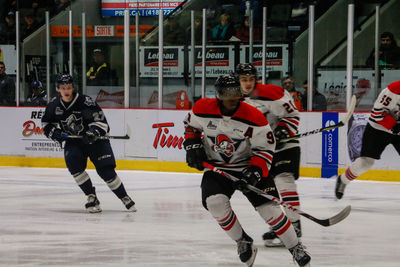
[0,167,400,267]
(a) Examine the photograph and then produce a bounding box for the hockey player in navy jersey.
[235,63,303,247]
[41,74,136,213]
[183,75,310,267]
[335,80,400,199]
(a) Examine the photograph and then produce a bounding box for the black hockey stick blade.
[202,162,351,227]
[280,95,357,143]
[62,133,130,140]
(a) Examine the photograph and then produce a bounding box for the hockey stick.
[202,162,351,227]
[61,125,131,140]
[280,95,357,143]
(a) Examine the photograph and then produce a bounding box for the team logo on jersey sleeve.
[61,114,84,135]
[84,96,96,107]
[210,134,242,162]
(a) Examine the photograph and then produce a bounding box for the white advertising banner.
[317,70,376,111]
[101,0,183,16]
[188,46,235,77]
[0,45,17,74]
[139,46,184,78]
[239,44,289,76]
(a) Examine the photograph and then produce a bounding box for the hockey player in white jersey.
[235,63,303,247]
[335,80,400,198]
[183,74,311,267]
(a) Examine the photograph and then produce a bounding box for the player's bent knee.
[72,171,90,185]
[96,167,116,181]
[105,175,122,190]
[256,202,282,220]
[274,173,297,191]
[358,157,375,171]
[205,194,230,215]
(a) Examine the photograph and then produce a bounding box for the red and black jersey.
[184,98,275,177]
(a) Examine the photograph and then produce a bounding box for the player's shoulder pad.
[252,83,284,101]
[80,94,97,107]
[387,81,400,95]
[233,102,268,126]
[192,98,222,118]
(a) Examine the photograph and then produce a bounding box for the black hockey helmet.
[31,80,43,89]
[215,74,242,100]
[235,63,257,77]
[56,73,74,87]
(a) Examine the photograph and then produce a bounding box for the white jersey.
[184,98,275,176]
[368,81,400,134]
[243,83,300,152]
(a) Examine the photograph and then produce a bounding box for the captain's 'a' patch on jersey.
[61,114,84,135]
[208,134,243,162]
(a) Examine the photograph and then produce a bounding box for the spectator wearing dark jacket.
[0,61,16,106]
[301,80,327,111]
[366,32,400,70]
[0,11,16,44]
[235,16,260,42]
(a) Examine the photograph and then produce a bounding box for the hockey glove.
[234,165,263,192]
[274,126,290,149]
[48,127,65,144]
[392,123,400,135]
[83,127,102,145]
[183,138,207,171]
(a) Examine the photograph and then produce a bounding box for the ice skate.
[289,242,311,267]
[262,230,284,247]
[85,193,102,213]
[121,195,137,212]
[292,220,302,238]
[237,232,257,266]
[335,175,347,199]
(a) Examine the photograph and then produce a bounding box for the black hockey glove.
[234,165,263,192]
[392,123,400,135]
[83,127,102,145]
[183,138,207,171]
[48,127,65,144]
[274,126,290,150]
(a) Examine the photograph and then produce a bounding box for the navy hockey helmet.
[31,80,43,89]
[215,74,242,100]
[235,63,257,77]
[56,73,74,87]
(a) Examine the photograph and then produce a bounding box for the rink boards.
[0,107,399,181]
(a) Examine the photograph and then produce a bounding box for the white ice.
[0,167,400,267]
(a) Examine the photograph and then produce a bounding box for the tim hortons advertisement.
[139,46,184,77]
[188,46,235,77]
[124,109,187,161]
[239,44,289,76]
[317,70,375,111]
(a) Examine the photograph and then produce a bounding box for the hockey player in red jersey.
[183,75,311,267]
[235,63,303,247]
[335,81,400,199]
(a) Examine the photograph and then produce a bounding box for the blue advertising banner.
[321,112,339,178]
[101,0,183,17]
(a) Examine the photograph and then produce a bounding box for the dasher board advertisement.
[101,0,183,16]
[188,46,235,78]
[239,44,289,75]
[0,45,17,74]
[139,46,184,78]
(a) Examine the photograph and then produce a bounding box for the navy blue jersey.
[26,90,47,106]
[41,93,109,137]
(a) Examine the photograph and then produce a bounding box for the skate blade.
[246,247,257,267]
[127,205,137,212]
[87,206,102,213]
[263,239,284,247]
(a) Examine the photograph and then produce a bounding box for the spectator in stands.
[366,32,400,70]
[235,16,260,42]
[211,13,236,41]
[0,11,16,44]
[53,0,71,15]
[0,61,16,106]
[23,12,40,39]
[3,0,17,19]
[186,15,206,45]
[164,17,185,45]
[26,80,47,106]
[301,80,327,111]
[86,48,113,86]
[281,76,303,111]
